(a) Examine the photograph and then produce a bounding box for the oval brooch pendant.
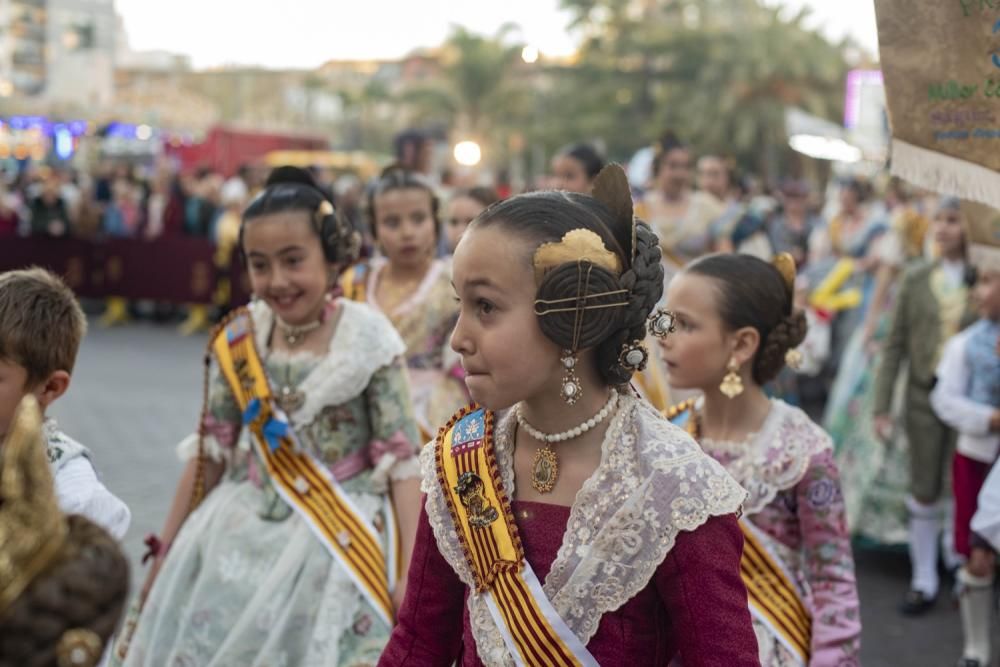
[531,446,559,494]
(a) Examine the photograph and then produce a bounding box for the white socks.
[907,497,942,597]
[958,567,995,663]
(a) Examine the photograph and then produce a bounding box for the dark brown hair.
[0,268,87,388]
[684,254,807,385]
[0,516,130,667]
[473,190,663,385]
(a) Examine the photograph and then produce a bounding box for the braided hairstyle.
[473,166,663,386]
[239,166,361,266]
[0,515,130,667]
[685,254,808,385]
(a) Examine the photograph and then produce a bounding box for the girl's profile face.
[242,212,332,325]
[658,272,732,391]
[550,155,592,194]
[450,225,563,410]
[374,187,437,269]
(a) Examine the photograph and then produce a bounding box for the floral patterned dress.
[342,257,468,438]
[115,299,421,667]
[691,399,861,666]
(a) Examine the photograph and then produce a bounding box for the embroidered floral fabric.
[421,394,746,666]
[363,257,469,436]
[700,400,862,667]
[116,299,421,667]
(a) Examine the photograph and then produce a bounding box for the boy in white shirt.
[930,203,1000,667]
[0,267,130,539]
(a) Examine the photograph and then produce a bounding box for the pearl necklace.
[516,389,619,443]
[275,317,322,347]
[517,390,619,494]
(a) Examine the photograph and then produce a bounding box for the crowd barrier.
[0,237,252,307]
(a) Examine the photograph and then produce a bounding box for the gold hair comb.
[533,229,622,285]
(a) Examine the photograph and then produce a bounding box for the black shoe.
[956,658,982,667]
[899,589,936,616]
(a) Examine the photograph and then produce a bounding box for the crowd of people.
[1,124,999,667]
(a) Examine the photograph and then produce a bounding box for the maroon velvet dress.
[380,499,760,666]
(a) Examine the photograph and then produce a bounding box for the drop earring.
[720,357,744,399]
[560,350,583,405]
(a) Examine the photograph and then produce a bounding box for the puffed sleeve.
[365,358,423,489]
[657,514,761,666]
[797,449,862,666]
[377,503,466,666]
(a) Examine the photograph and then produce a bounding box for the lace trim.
[699,400,831,516]
[365,257,448,319]
[422,395,747,662]
[248,299,406,427]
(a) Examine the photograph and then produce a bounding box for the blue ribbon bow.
[243,398,290,452]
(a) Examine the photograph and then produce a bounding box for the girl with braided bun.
[661,253,861,667]
[113,166,424,666]
[378,164,758,666]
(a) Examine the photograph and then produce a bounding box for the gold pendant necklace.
[274,363,306,414]
[516,390,619,494]
[531,447,559,494]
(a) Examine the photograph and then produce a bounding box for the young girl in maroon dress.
[378,165,759,666]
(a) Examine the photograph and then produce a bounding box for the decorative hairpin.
[647,308,676,339]
[532,229,622,285]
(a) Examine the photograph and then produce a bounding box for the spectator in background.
[184,168,222,237]
[29,176,71,238]
[443,186,499,254]
[550,143,605,194]
[769,179,824,268]
[394,128,434,176]
[102,178,142,238]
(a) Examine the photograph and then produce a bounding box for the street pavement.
[52,320,969,666]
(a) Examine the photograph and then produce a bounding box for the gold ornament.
[647,308,676,339]
[719,358,744,399]
[533,229,622,284]
[57,628,103,667]
[454,471,499,529]
[531,446,559,494]
[0,395,68,615]
[771,252,797,292]
[785,348,804,370]
[618,339,649,372]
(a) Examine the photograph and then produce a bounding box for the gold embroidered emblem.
[454,471,499,529]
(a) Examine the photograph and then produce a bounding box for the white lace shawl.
[699,399,832,516]
[178,299,414,482]
[420,395,747,666]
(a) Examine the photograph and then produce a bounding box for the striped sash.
[212,308,397,626]
[740,518,811,665]
[436,406,599,667]
[667,400,812,665]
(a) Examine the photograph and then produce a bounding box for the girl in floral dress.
[662,253,861,666]
[341,167,468,440]
[113,167,423,667]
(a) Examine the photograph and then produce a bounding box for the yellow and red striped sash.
[436,406,598,667]
[667,401,811,665]
[212,308,396,626]
[740,519,812,665]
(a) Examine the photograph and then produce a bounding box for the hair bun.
[753,309,808,385]
[535,262,624,351]
[266,165,323,193]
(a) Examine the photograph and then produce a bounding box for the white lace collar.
[699,399,831,516]
[420,394,746,665]
[248,299,406,427]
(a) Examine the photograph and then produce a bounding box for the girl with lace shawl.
[112,167,423,667]
[340,167,469,440]
[661,253,861,666]
[378,165,759,666]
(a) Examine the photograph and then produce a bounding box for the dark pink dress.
[380,499,760,666]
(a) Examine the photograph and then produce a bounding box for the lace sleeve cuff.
[175,432,228,463]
